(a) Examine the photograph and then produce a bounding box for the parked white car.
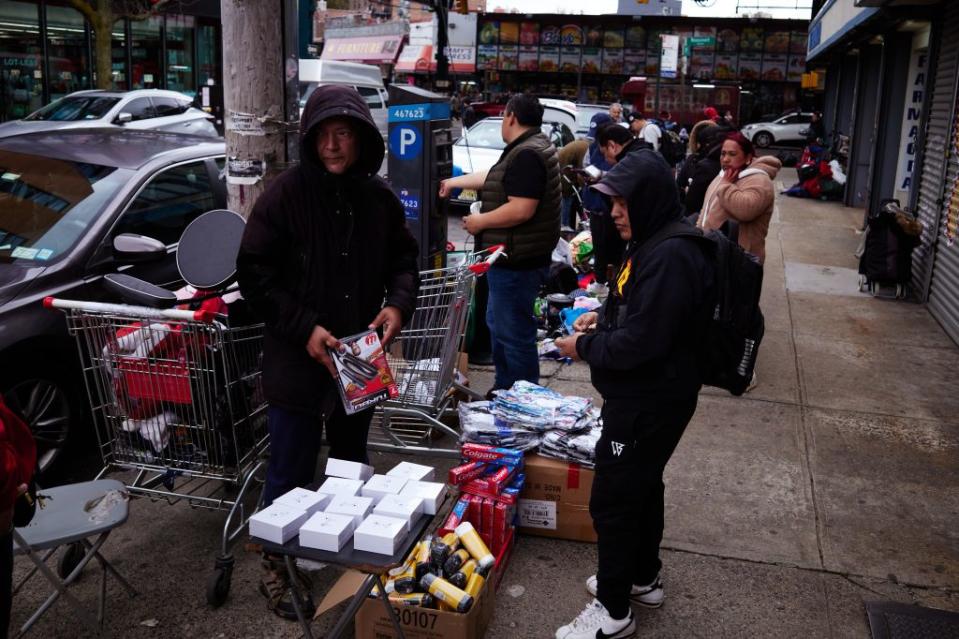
[0,89,218,138]
[741,112,814,147]
[451,117,575,208]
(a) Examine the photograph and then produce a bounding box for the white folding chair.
[12,479,137,637]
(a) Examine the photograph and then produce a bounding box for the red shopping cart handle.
[468,244,506,275]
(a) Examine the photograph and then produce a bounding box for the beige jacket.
[696,155,781,264]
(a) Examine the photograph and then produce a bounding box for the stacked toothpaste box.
[248,459,446,556]
[441,443,525,555]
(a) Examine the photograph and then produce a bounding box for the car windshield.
[24,96,120,122]
[575,107,606,130]
[457,120,506,150]
[0,150,131,264]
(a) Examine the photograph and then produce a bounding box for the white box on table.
[325,457,375,482]
[273,487,330,516]
[360,474,408,505]
[316,477,364,498]
[373,494,424,533]
[398,480,446,516]
[353,514,408,555]
[324,495,374,528]
[298,511,356,552]
[249,503,308,545]
[386,461,435,482]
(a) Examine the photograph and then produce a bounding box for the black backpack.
[638,221,765,395]
[659,129,687,167]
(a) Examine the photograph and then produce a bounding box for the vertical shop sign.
[894,40,927,204]
[660,34,679,79]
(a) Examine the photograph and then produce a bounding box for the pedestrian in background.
[676,119,720,214]
[558,137,590,231]
[629,112,662,152]
[553,149,713,639]
[439,94,561,397]
[237,85,419,619]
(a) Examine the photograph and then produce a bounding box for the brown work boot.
[259,554,315,621]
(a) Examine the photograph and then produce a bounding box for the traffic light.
[454,0,469,14]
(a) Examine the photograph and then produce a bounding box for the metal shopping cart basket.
[368,247,505,457]
[44,297,268,606]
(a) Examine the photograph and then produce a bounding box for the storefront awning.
[321,35,403,63]
[394,44,476,74]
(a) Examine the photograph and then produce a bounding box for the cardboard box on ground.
[517,453,597,543]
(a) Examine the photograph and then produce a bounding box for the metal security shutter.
[912,2,959,301]
[925,3,959,343]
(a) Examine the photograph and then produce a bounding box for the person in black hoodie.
[681,122,729,217]
[554,149,713,639]
[236,85,419,619]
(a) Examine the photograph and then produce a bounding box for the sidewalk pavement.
[10,170,958,637]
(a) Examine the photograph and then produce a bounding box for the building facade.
[0,0,222,121]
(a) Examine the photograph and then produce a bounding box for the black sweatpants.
[590,395,699,619]
[261,403,373,507]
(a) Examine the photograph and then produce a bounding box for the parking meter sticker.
[36,249,53,261]
[389,125,423,160]
[11,247,38,260]
[398,188,420,221]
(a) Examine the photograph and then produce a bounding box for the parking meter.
[387,85,453,271]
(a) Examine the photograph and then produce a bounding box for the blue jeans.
[561,195,575,229]
[486,265,548,391]
[262,404,372,506]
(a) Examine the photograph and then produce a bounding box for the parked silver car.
[0,89,219,139]
[741,111,814,147]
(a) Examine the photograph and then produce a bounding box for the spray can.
[388,592,436,608]
[415,535,433,578]
[464,571,486,598]
[450,558,477,589]
[420,573,474,613]
[443,548,471,577]
[393,560,418,594]
[430,531,460,566]
[455,521,495,571]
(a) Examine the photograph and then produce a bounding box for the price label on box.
[517,499,556,530]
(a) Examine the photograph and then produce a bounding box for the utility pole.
[221,0,299,217]
[434,0,450,88]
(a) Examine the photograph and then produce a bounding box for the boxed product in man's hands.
[399,480,446,515]
[325,458,375,482]
[353,514,407,555]
[518,453,596,543]
[328,329,399,415]
[386,461,435,482]
[273,487,330,516]
[316,476,365,497]
[299,511,356,552]
[361,474,408,504]
[325,495,374,528]
[249,503,309,545]
[373,494,424,533]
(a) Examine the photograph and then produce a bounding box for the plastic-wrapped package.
[491,381,593,433]
[457,401,542,451]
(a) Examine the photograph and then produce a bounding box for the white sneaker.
[586,573,665,608]
[556,599,635,639]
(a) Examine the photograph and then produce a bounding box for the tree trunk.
[93,14,113,90]
[221,0,290,218]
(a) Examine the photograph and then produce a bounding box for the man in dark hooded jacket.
[236,85,419,618]
[554,149,713,639]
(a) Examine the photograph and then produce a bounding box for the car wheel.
[753,132,773,148]
[3,371,76,474]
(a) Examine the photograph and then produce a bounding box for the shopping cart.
[43,297,268,606]
[368,247,504,457]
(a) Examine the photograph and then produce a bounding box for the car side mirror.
[112,233,166,262]
[116,112,133,124]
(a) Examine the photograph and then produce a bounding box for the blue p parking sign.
[389,124,423,160]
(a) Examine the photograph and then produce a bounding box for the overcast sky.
[489,0,812,20]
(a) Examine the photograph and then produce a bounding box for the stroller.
[858,199,923,299]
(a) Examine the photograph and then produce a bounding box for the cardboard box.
[353,514,407,555]
[248,503,309,544]
[299,511,355,552]
[354,563,497,639]
[387,461,436,482]
[517,454,596,543]
[361,474,409,505]
[399,481,446,516]
[273,487,330,516]
[373,494,424,533]
[325,495,374,528]
[325,457,375,481]
[316,477,364,498]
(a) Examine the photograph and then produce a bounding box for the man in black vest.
[440,94,561,396]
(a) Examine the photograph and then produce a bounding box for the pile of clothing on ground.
[458,381,603,466]
[784,144,846,201]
